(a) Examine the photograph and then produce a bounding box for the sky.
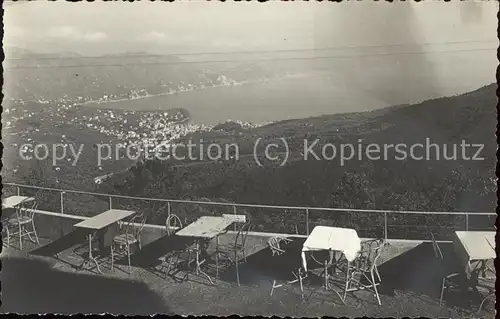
[4,1,498,56]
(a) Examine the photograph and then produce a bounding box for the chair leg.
[166,255,174,279]
[6,226,10,246]
[299,272,304,299]
[371,271,381,305]
[111,244,114,271]
[343,264,350,302]
[236,253,240,286]
[164,261,169,279]
[216,252,220,278]
[31,220,40,244]
[18,223,23,250]
[127,244,131,274]
[324,260,328,289]
[187,250,192,267]
[270,280,276,296]
[439,278,446,307]
[375,265,381,282]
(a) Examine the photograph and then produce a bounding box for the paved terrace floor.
[0,233,495,317]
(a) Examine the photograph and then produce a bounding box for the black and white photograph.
[1,1,497,317]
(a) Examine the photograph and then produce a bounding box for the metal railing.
[3,182,496,241]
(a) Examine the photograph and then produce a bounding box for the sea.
[83,49,495,126]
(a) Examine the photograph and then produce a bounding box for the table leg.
[191,240,214,284]
[331,251,339,275]
[88,233,103,274]
[78,232,103,274]
[194,241,200,275]
[324,259,329,289]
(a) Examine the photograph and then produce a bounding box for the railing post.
[233,205,237,231]
[17,186,21,196]
[167,201,171,221]
[465,214,469,231]
[384,212,388,242]
[109,196,112,210]
[306,209,310,235]
[60,192,65,214]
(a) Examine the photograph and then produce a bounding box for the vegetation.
[102,84,497,240]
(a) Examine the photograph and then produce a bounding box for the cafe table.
[302,226,362,302]
[2,195,34,209]
[453,231,495,280]
[74,209,136,274]
[176,216,235,283]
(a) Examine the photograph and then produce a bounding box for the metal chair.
[475,262,495,314]
[268,236,306,299]
[111,213,147,273]
[343,238,385,305]
[232,220,254,286]
[217,220,253,286]
[430,232,468,307]
[166,213,183,236]
[159,214,189,278]
[3,199,40,250]
[310,248,348,289]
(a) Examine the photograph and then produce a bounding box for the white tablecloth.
[301,226,361,271]
[454,231,495,278]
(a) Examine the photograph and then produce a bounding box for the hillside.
[101,84,497,238]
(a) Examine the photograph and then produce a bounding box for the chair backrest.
[136,214,148,237]
[19,190,43,218]
[357,238,385,271]
[29,190,43,207]
[124,213,147,239]
[166,214,183,236]
[267,236,292,256]
[467,258,495,284]
[235,220,253,250]
[19,201,39,219]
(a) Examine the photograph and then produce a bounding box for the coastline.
[78,72,324,108]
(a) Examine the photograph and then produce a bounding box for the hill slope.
[102,84,497,238]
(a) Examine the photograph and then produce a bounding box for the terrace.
[1,184,496,317]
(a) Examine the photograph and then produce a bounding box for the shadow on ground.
[128,235,195,269]
[217,238,316,288]
[377,242,482,310]
[0,256,174,315]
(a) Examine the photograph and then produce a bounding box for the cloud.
[47,26,108,42]
[83,32,108,42]
[141,31,168,42]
